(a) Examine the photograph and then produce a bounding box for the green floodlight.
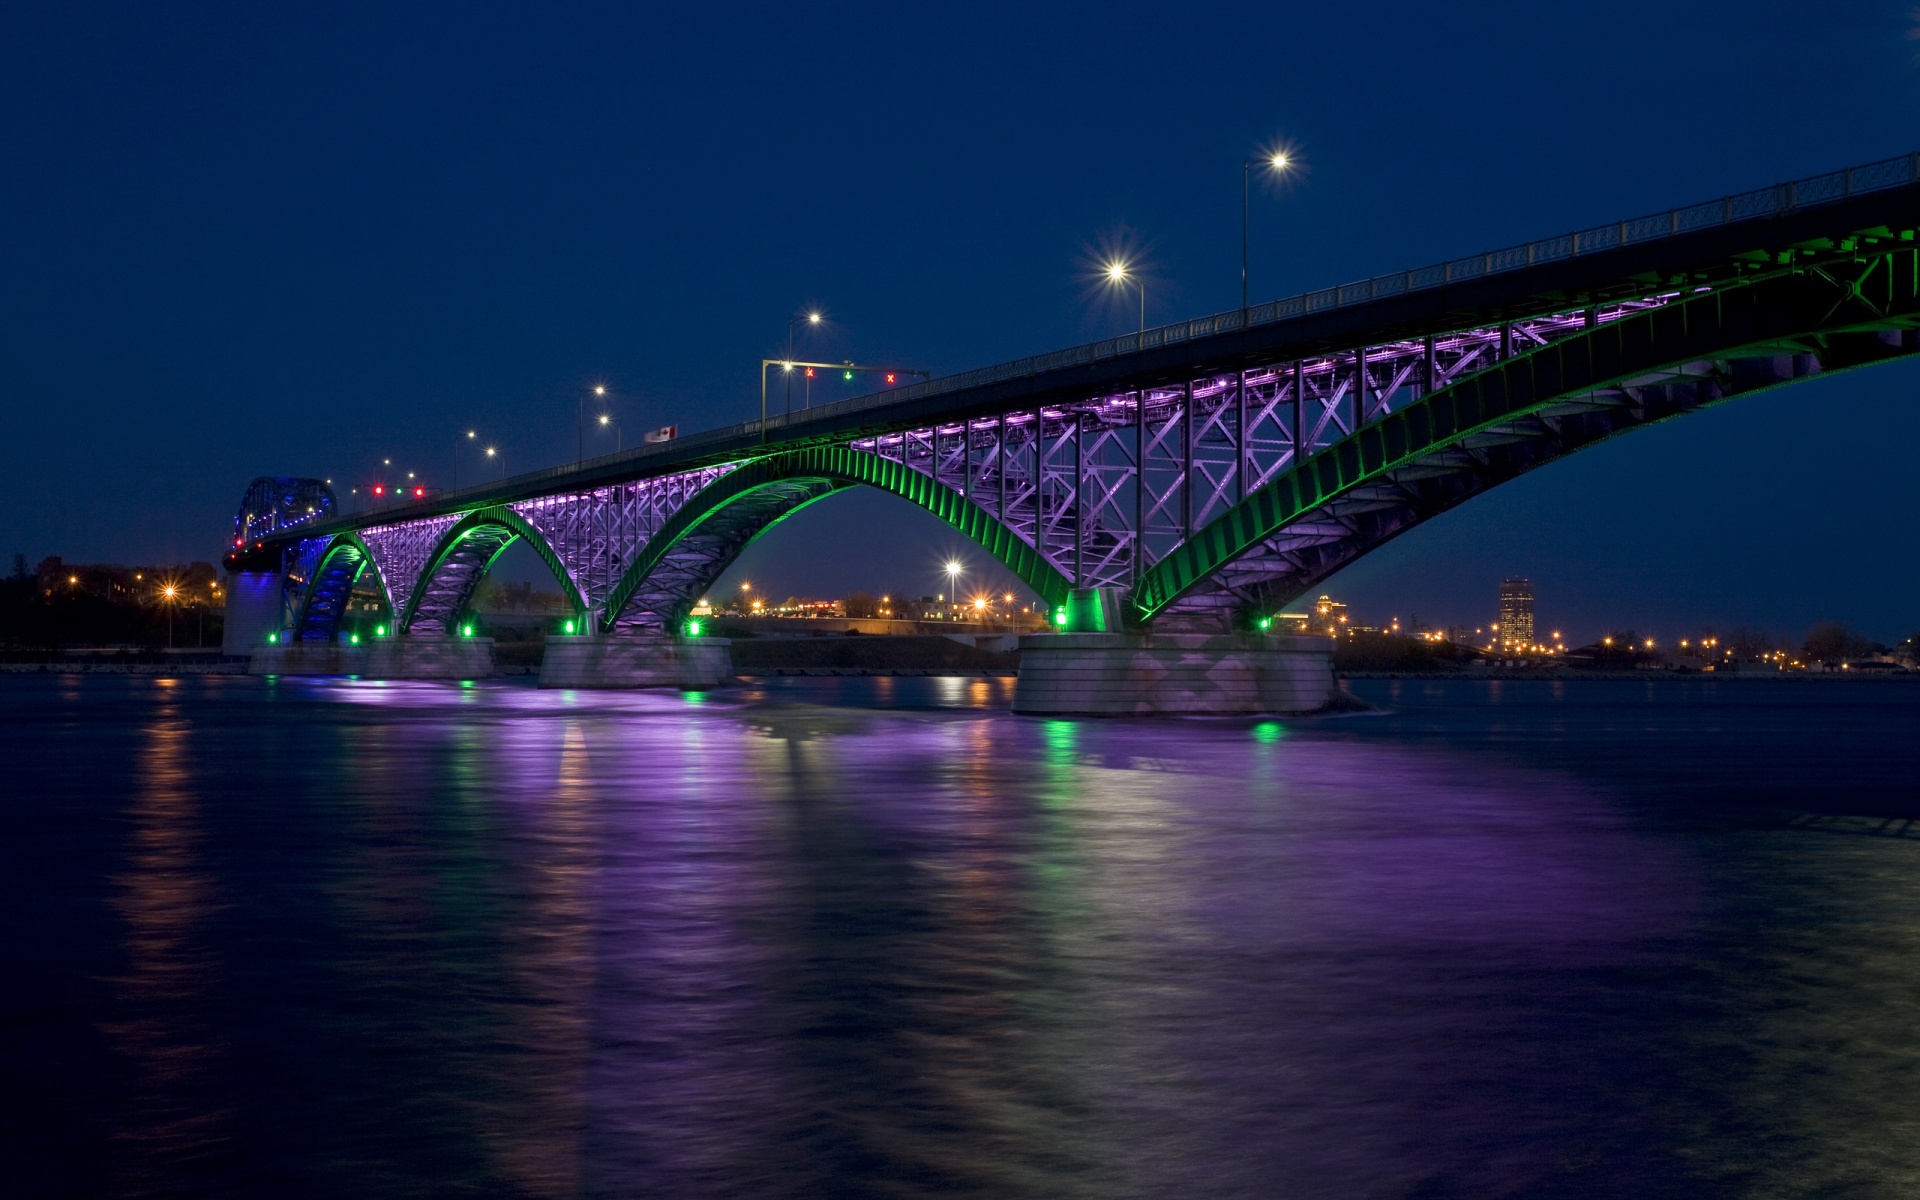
[375,624,387,636]
[685,618,702,638]
[267,632,278,644]
[563,619,575,634]
[1054,606,1069,629]
[349,633,360,645]
[461,623,474,637]
[1257,616,1272,631]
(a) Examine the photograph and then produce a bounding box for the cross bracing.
[245,152,1920,639]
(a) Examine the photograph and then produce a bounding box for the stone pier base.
[250,636,497,679]
[247,642,368,676]
[1012,632,1335,716]
[538,635,734,689]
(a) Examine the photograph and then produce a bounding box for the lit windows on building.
[1497,578,1535,651]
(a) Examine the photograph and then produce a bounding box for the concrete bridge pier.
[222,572,284,655]
[539,633,734,689]
[250,633,497,679]
[1013,630,1336,716]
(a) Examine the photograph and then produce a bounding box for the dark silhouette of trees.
[1802,621,1875,665]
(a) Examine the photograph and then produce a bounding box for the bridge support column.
[222,572,284,655]
[538,634,734,690]
[248,640,370,676]
[363,634,497,680]
[1013,632,1334,716]
[250,633,496,679]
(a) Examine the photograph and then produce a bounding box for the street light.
[943,560,964,616]
[160,584,178,649]
[597,411,621,452]
[786,310,823,419]
[1243,148,1294,314]
[454,430,476,489]
[485,445,503,479]
[579,385,606,465]
[1104,259,1145,334]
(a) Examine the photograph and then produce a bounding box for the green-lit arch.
[293,532,392,641]
[599,446,1074,632]
[1135,252,1920,623]
[399,506,586,633]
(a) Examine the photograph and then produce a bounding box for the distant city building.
[1497,577,1535,651]
[1309,594,1349,636]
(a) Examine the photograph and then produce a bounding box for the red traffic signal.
[884,372,896,385]
[413,486,425,498]
[372,485,385,496]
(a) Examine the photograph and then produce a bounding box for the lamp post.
[161,584,177,649]
[786,310,822,419]
[486,445,503,480]
[943,560,963,618]
[1104,260,1145,334]
[597,411,621,452]
[580,385,605,466]
[454,429,476,490]
[1243,149,1293,316]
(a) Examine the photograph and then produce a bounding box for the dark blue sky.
[5,2,1920,641]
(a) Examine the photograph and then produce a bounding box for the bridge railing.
[322,150,1920,523]
[783,151,1920,427]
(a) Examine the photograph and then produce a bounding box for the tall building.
[1497,578,1535,651]
[1309,594,1349,636]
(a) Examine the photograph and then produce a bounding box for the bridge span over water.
[228,153,1920,708]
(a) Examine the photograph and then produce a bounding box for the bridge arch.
[1135,256,1920,626]
[292,533,392,642]
[600,446,1073,633]
[400,507,586,634]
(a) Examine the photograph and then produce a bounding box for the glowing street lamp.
[159,583,179,648]
[1243,147,1295,313]
[942,560,964,616]
[579,385,607,466]
[596,410,622,452]
[454,429,477,489]
[786,309,823,419]
[485,445,503,480]
[1104,258,1145,335]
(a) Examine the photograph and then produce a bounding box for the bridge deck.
[272,152,1920,547]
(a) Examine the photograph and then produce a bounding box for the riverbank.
[1340,668,1920,681]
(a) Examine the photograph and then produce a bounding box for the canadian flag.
[643,425,677,444]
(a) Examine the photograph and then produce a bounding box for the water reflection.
[16,675,1920,1196]
[102,682,225,1192]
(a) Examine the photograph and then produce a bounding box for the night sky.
[5,3,1919,642]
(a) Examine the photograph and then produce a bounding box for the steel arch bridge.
[233,152,1920,642]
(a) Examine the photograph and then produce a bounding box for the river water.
[6,673,1920,1198]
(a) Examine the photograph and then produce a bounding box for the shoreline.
[1339,668,1918,682]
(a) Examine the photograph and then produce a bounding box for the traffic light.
[413,486,425,498]
[372,485,385,496]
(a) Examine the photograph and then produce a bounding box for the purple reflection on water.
[13,674,1920,1196]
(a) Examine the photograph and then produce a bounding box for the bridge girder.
[399,506,588,635]
[1133,252,1920,624]
[290,533,388,642]
[598,446,1074,634]
[249,156,1920,639]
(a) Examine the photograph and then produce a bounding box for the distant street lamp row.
[338,136,1301,507]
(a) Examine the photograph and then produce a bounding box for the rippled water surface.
[8,673,1920,1198]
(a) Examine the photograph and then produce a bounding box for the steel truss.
[282,251,1920,638]
[848,298,1669,593]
